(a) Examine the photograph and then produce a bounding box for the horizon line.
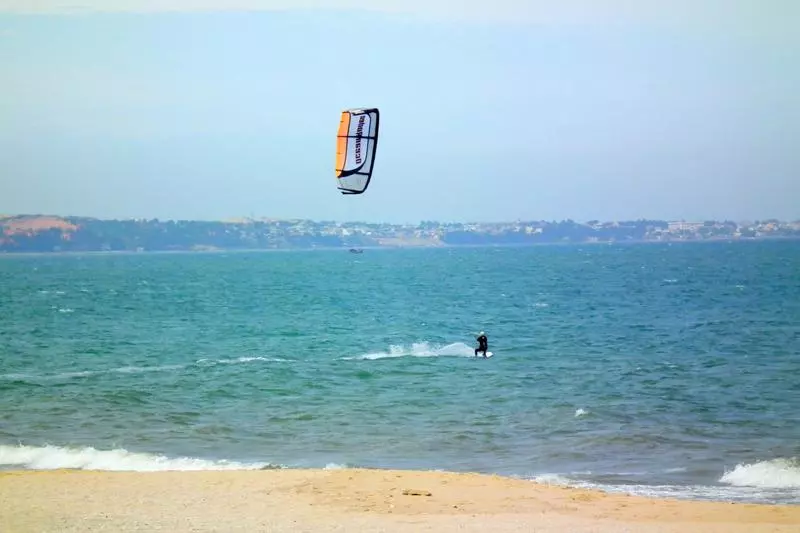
[2,213,799,225]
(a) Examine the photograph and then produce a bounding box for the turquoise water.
[1,242,799,504]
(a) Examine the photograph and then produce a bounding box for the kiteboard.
[480,352,493,358]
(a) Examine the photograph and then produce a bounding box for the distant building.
[668,221,703,232]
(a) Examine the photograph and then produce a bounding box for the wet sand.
[1,468,797,532]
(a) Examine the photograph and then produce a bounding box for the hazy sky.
[1,1,798,223]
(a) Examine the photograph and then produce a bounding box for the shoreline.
[1,468,797,532]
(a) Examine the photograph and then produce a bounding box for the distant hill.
[1,215,798,253]
[2,215,79,234]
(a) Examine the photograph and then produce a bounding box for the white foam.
[720,458,800,489]
[1,356,288,383]
[529,474,771,503]
[54,370,96,379]
[574,408,588,417]
[111,365,185,374]
[0,370,96,381]
[529,461,800,504]
[195,356,289,366]
[0,373,32,381]
[0,444,275,472]
[531,473,573,486]
[344,342,476,361]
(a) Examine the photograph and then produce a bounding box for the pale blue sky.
[1,1,798,223]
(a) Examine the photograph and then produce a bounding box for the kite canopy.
[335,108,380,195]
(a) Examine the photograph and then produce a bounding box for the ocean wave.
[0,356,288,383]
[195,356,290,366]
[111,365,186,374]
[1,444,797,504]
[720,457,800,489]
[529,459,800,504]
[529,476,798,505]
[0,444,277,472]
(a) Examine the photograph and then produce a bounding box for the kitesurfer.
[475,331,488,357]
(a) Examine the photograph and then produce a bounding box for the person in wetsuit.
[475,331,488,357]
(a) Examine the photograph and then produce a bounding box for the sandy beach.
[1,468,797,532]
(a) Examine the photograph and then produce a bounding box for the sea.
[1,241,799,505]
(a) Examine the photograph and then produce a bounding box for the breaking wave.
[720,458,800,489]
[0,444,277,471]
[529,457,800,505]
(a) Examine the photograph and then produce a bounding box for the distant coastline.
[1,214,799,254]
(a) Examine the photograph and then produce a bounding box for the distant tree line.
[1,216,798,253]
